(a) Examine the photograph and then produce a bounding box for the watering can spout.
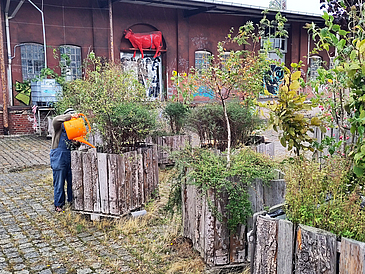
[64,113,96,149]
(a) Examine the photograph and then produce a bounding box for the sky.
[225,0,323,15]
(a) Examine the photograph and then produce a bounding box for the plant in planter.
[185,101,263,150]
[162,101,190,135]
[56,53,157,154]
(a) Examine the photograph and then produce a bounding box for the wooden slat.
[124,151,132,211]
[98,153,109,214]
[253,215,278,274]
[137,148,144,207]
[117,154,127,214]
[214,190,230,265]
[295,224,337,274]
[82,150,94,212]
[204,189,215,266]
[71,151,84,211]
[108,154,119,215]
[339,237,365,274]
[130,150,138,210]
[152,144,159,197]
[229,224,246,263]
[91,149,100,213]
[277,219,294,274]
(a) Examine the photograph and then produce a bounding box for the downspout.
[109,0,114,62]
[27,0,47,68]
[0,3,8,134]
[5,0,25,107]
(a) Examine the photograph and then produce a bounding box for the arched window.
[20,43,45,80]
[195,50,211,71]
[309,56,323,80]
[59,45,82,81]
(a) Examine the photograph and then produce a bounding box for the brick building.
[0,0,325,135]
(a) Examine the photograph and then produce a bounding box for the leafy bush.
[162,102,190,135]
[56,54,155,153]
[166,147,277,231]
[284,157,365,242]
[185,101,262,150]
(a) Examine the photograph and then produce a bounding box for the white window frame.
[309,56,323,80]
[195,50,211,71]
[59,45,82,81]
[20,43,45,81]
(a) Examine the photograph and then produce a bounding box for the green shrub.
[185,101,262,150]
[56,54,155,153]
[166,147,276,232]
[162,102,190,134]
[284,157,365,242]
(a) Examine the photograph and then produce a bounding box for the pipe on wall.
[109,0,114,62]
[0,3,8,134]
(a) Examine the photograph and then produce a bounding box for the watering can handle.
[77,113,91,134]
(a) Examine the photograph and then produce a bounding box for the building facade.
[0,0,326,135]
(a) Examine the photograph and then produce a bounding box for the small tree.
[171,13,288,166]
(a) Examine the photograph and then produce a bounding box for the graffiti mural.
[263,64,285,96]
[120,52,162,99]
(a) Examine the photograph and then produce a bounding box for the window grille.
[60,45,82,81]
[20,43,45,80]
[195,50,211,71]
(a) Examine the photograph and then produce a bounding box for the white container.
[31,79,62,105]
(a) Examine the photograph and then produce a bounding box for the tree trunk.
[221,99,231,168]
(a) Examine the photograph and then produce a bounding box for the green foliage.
[185,101,263,150]
[259,65,323,156]
[166,147,277,232]
[56,53,152,154]
[307,10,365,175]
[284,157,365,242]
[162,102,190,135]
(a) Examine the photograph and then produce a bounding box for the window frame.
[59,45,82,81]
[20,43,45,81]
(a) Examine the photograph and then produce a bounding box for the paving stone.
[9,257,23,264]
[38,269,52,274]
[77,268,93,274]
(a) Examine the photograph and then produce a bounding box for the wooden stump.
[339,237,365,273]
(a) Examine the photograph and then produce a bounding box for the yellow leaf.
[291,71,302,81]
[311,117,322,126]
[289,80,300,91]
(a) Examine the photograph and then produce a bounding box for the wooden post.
[108,154,119,215]
[117,154,126,214]
[339,237,365,273]
[295,224,337,274]
[277,219,294,274]
[253,215,277,274]
[124,151,131,211]
[71,151,84,211]
[83,149,96,212]
[214,190,230,265]
[98,153,109,214]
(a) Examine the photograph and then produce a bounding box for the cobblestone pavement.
[0,135,51,173]
[0,135,133,273]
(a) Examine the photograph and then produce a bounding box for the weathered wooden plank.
[214,189,230,266]
[117,154,127,214]
[130,150,138,210]
[339,237,365,274]
[253,215,278,274]
[152,144,159,197]
[82,150,94,212]
[204,189,216,266]
[277,219,294,274]
[295,224,337,274]
[124,151,132,211]
[263,179,286,209]
[230,224,246,263]
[108,154,119,215]
[137,148,144,207]
[98,153,109,214]
[71,151,83,211]
[91,149,100,213]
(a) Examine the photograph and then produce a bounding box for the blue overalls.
[50,124,72,207]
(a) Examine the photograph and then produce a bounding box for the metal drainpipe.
[27,0,47,69]
[109,0,114,62]
[5,12,12,107]
[0,5,9,134]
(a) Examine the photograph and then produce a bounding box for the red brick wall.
[8,107,34,135]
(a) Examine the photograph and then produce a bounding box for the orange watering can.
[63,113,96,148]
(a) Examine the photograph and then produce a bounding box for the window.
[195,50,211,71]
[261,26,288,53]
[309,56,322,80]
[59,45,82,81]
[20,43,45,80]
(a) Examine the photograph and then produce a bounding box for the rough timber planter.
[71,145,158,218]
[182,178,286,267]
[252,214,365,274]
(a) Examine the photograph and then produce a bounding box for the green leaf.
[354,166,364,177]
[338,30,347,36]
[350,50,358,61]
[280,136,287,147]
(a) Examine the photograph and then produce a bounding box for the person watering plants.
[50,108,80,212]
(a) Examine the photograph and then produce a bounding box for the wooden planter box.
[71,145,158,219]
[252,214,365,274]
[147,135,191,166]
[182,178,285,267]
